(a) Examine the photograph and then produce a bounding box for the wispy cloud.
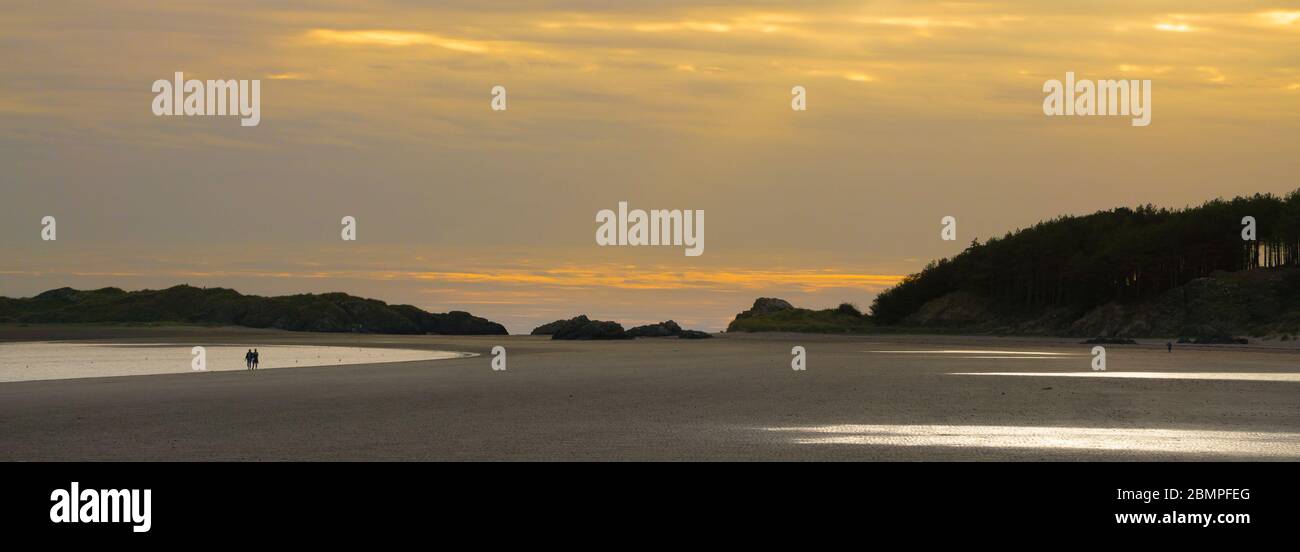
[2,1,1297,331]
[305,28,502,53]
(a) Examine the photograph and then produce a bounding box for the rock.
[627,320,683,338]
[734,298,794,319]
[547,316,629,340]
[411,309,508,335]
[628,320,714,339]
[532,315,588,335]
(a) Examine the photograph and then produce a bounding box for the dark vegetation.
[729,191,1300,339]
[871,191,1300,325]
[0,285,507,335]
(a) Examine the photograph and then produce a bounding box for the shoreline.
[4,322,1299,349]
[0,340,476,384]
[1,325,1296,461]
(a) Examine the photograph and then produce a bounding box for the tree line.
[870,190,1300,323]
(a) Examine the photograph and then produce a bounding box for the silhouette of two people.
[245,348,260,370]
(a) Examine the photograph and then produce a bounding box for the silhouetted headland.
[0,285,507,335]
[729,190,1300,341]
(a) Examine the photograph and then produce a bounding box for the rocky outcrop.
[736,298,794,318]
[535,315,630,340]
[626,320,683,338]
[531,316,588,335]
[726,297,875,334]
[390,305,508,335]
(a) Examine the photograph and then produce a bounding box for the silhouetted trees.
[871,190,1300,323]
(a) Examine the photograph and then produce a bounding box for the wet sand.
[0,341,467,382]
[0,325,1296,461]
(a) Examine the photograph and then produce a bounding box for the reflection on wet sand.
[950,372,1300,382]
[868,350,1082,356]
[0,342,468,383]
[763,424,1300,458]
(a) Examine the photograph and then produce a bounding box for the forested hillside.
[870,191,1300,331]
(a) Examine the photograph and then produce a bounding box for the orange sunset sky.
[2,1,1298,332]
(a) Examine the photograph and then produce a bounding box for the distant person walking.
[252,349,260,370]
[245,349,254,370]
[1166,342,1172,353]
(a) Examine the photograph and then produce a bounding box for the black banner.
[3,462,1289,542]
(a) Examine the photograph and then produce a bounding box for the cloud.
[1154,22,1194,32]
[1259,11,1300,26]
[305,29,493,53]
[2,1,1298,330]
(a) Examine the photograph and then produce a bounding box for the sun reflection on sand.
[950,372,1300,382]
[764,424,1300,457]
[0,342,469,383]
[867,350,1082,356]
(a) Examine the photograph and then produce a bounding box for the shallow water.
[950,371,1300,382]
[0,342,467,383]
[763,424,1300,458]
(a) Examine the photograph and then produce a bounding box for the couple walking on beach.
[245,349,260,370]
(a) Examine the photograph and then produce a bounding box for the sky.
[1,1,1298,333]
